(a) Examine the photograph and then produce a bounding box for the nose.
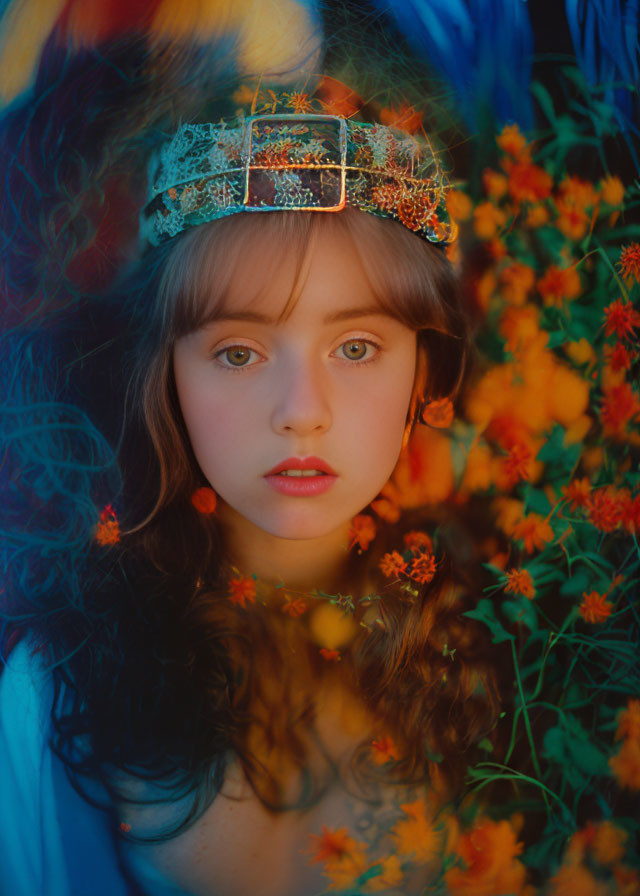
[270,355,332,436]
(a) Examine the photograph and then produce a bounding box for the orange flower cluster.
[379,535,437,585]
[464,306,590,493]
[610,699,640,791]
[95,503,120,546]
[584,486,640,534]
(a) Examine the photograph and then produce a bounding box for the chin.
[255,510,348,543]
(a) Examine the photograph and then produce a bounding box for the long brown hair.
[112,207,501,819]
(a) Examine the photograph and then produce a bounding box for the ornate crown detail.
[141,112,456,247]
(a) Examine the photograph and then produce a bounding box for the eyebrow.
[206,306,388,326]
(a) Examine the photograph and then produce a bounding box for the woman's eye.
[214,346,261,368]
[337,340,378,362]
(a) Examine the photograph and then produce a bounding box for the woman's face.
[173,222,417,542]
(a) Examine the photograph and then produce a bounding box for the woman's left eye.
[335,340,379,362]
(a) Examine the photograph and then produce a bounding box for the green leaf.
[464,599,514,643]
[560,571,592,596]
[503,598,538,632]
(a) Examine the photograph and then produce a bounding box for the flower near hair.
[308,826,369,889]
[348,514,377,551]
[228,577,256,607]
[95,504,120,546]
[391,798,441,863]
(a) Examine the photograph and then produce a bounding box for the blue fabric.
[0,641,132,896]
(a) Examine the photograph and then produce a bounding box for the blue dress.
[0,640,186,896]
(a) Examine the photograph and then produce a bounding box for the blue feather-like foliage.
[367,0,535,129]
[565,0,640,134]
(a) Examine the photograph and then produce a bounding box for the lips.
[264,456,338,496]
[265,456,337,477]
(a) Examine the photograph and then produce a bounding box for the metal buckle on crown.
[244,114,347,213]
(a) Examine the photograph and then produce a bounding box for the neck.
[217,503,352,593]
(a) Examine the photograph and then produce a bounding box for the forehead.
[217,220,383,322]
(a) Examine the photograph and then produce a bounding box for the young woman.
[0,77,503,893]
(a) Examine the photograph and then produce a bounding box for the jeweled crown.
[141,103,456,247]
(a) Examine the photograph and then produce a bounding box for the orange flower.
[473,201,507,240]
[483,168,509,199]
[579,591,613,623]
[282,596,307,618]
[446,189,473,222]
[349,514,377,551]
[380,102,422,133]
[555,199,589,241]
[190,486,217,514]
[548,862,605,896]
[500,262,535,306]
[392,799,441,862]
[558,175,598,210]
[420,396,454,428]
[316,76,362,117]
[369,494,401,523]
[606,342,634,372]
[370,736,400,765]
[511,513,554,553]
[95,504,120,546]
[309,825,362,863]
[380,550,407,579]
[408,552,437,584]
[610,738,640,790]
[562,477,591,510]
[502,441,533,485]
[497,124,529,158]
[309,826,368,889]
[616,699,640,742]
[600,175,625,206]
[319,647,341,662]
[592,820,628,866]
[504,568,536,600]
[444,817,527,896]
[228,577,256,608]
[604,298,640,340]
[506,160,553,203]
[621,492,640,534]
[619,242,640,283]
[403,530,433,552]
[461,442,493,492]
[524,204,550,228]
[537,265,582,306]
[587,488,625,532]
[600,382,640,436]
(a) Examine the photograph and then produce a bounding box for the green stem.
[510,640,550,815]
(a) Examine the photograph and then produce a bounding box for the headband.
[140,112,456,248]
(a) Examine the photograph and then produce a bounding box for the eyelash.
[212,339,381,370]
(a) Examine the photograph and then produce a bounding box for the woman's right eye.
[213,345,262,368]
